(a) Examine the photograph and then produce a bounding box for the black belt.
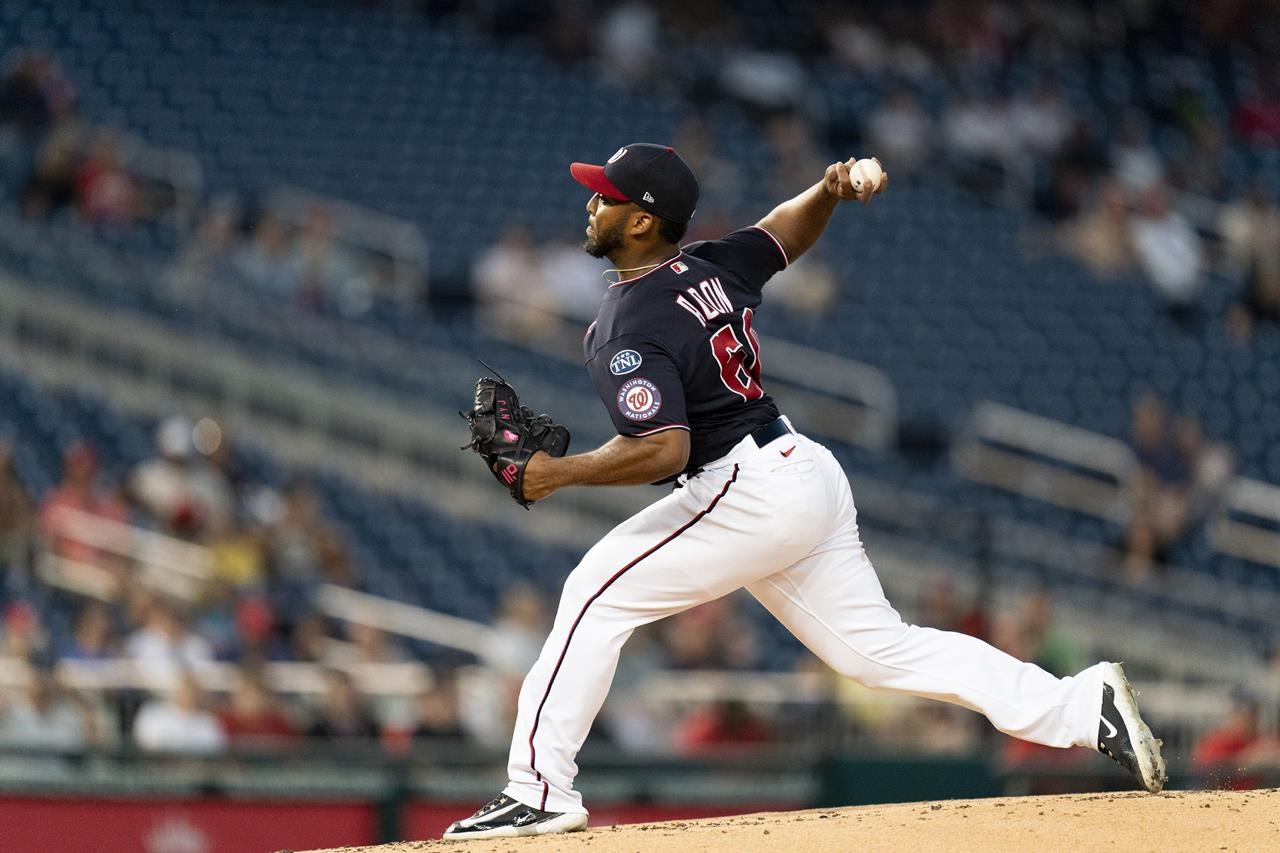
[674,417,793,489]
[750,416,793,447]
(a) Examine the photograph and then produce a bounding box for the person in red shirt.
[1192,694,1280,790]
[39,442,128,566]
[674,699,772,754]
[216,670,298,752]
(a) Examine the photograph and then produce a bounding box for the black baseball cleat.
[442,793,588,841]
[1097,663,1168,793]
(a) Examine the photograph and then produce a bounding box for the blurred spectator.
[540,237,607,323]
[293,205,362,314]
[943,88,1018,199]
[480,584,550,730]
[1172,415,1234,521]
[339,621,409,666]
[1233,69,1280,144]
[194,579,240,660]
[133,672,226,754]
[0,51,56,195]
[1111,113,1164,193]
[480,583,549,678]
[129,416,222,538]
[20,126,78,219]
[1055,180,1135,279]
[865,86,934,176]
[1128,184,1205,324]
[954,576,993,643]
[209,521,267,591]
[472,224,559,341]
[0,441,31,576]
[1021,591,1080,678]
[1,600,50,663]
[1122,393,1225,579]
[1035,118,1111,221]
[74,132,136,227]
[288,611,336,664]
[765,114,827,199]
[917,577,960,631]
[265,482,353,617]
[913,703,978,754]
[1192,692,1280,789]
[411,674,470,743]
[1221,184,1280,341]
[232,212,300,298]
[674,699,772,753]
[39,441,128,566]
[124,597,215,678]
[227,593,281,665]
[719,50,806,120]
[672,115,741,214]
[61,601,119,662]
[169,198,243,295]
[0,668,91,751]
[597,2,659,87]
[305,669,380,741]
[659,596,758,670]
[764,253,837,318]
[1011,79,1073,156]
[216,670,298,751]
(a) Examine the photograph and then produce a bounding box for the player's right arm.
[755,157,887,262]
[521,430,690,501]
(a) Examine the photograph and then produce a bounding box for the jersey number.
[710,308,763,401]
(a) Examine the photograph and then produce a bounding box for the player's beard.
[583,220,625,259]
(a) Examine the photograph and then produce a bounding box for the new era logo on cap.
[569,143,699,225]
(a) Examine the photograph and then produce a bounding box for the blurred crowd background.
[1,1,1279,842]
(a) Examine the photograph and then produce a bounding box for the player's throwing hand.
[825,156,888,203]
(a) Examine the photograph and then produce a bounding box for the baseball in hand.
[850,158,884,195]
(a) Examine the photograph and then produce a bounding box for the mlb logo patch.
[617,377,662,421]
[671,261,688,274]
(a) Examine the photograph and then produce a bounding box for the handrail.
[0,656,432,696]
[265,185,429,304]
[952,401,1139,522]
[758,335,898,450]
[31,508,497,659]
[1210,477,1280,570]
[315,584,496,657]
[44,506,214,580]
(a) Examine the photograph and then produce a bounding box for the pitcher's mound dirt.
[295,788,1278,853]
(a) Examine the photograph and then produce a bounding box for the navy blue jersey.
[584,226,789,477]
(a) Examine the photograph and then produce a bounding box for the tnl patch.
[609,349,643,375]
[617,377,662,421]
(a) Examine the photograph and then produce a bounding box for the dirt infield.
[294,788,1279,853]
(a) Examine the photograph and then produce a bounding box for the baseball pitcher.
[450,144,1166,840]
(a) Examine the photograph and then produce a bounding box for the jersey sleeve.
[586,336,690,437]
[683,226,789,293]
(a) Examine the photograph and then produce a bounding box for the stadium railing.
[1210,477,1280,572]
[951,401,1138,524]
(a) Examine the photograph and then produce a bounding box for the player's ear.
[630,210,656,237]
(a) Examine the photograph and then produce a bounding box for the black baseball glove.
[462,376,570,508]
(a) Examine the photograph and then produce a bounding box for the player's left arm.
[521,430,690,501]
[756,157,888,263]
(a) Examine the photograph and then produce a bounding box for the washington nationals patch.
[617,377,662,421]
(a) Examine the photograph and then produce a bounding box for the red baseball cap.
[570,143,699,225]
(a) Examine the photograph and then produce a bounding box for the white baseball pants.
[503,423,1107,814]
